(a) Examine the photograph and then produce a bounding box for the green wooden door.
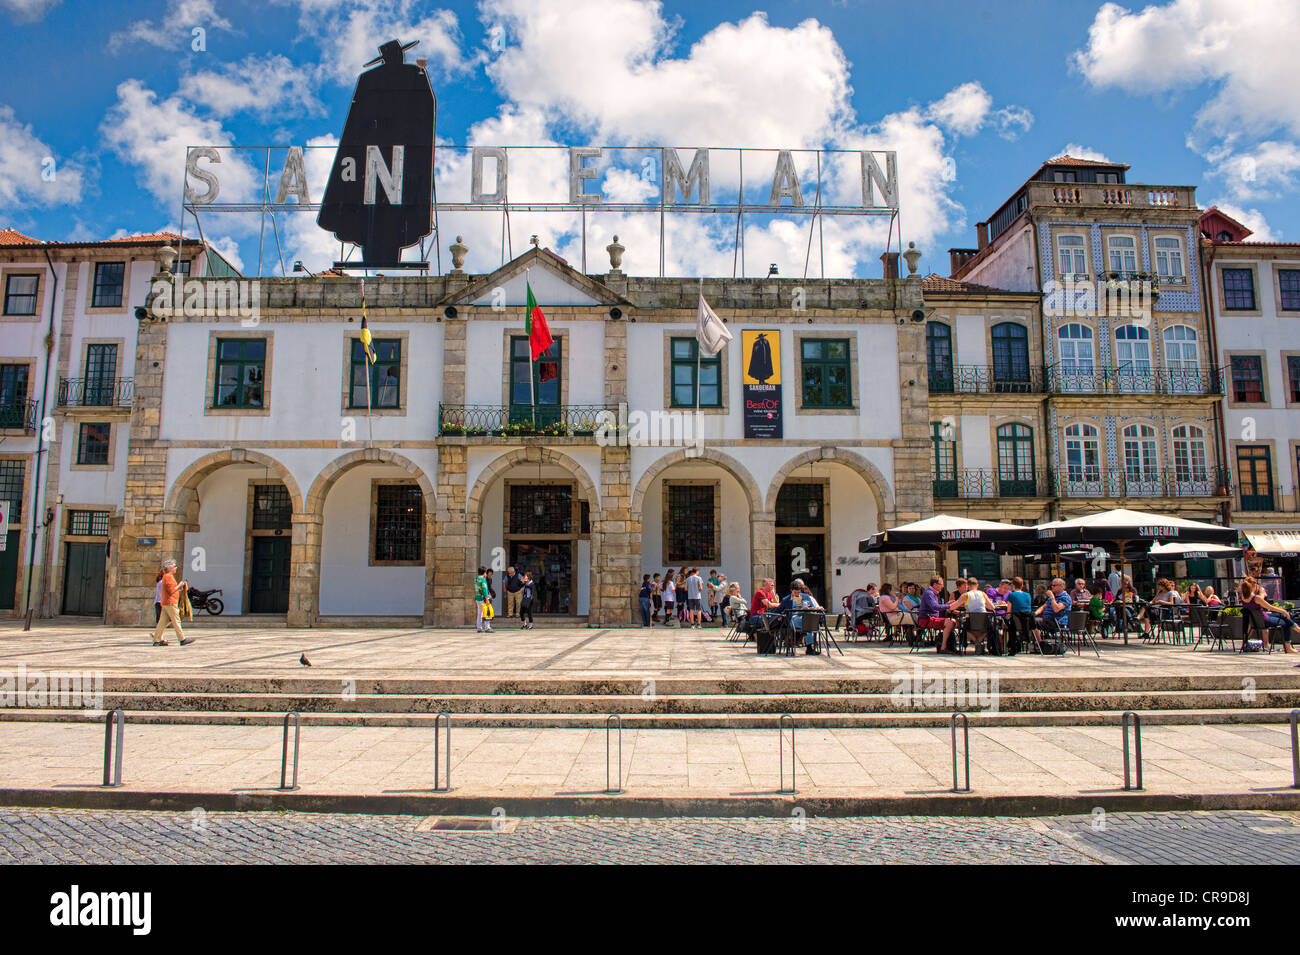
[0,530,18,610]
[249,537,291,613]
[62,541,106,616]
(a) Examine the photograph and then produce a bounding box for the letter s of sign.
[185,147,222,204]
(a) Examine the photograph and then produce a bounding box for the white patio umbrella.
[860,514,1034,572]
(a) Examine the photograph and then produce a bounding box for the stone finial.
[606,235,625,272]
[158,245,178,274]
[529,234,540,248]
[449,235,467,272]
[902,241,921,276]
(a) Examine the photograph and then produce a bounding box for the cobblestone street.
[4,808,1300,864]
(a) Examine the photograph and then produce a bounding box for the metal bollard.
[1121,711,1143,791]
[779,713,796,795]
[1291,710,1300,790]
[102,708,124,788]
[605,715,623,794]
[433,712,451,793]
[279,711,301,791]
[951,712,971,793]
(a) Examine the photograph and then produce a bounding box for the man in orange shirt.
[151,559,196,647]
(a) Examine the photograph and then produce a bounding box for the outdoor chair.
[1244,608,1285,654]
[1008,611,1038,654]
[1188,605,1230,651]
[908,615,941,653]
[962,612,991,655]
[1064,609,1100,657]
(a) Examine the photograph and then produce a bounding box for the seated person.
[749,578,780,630]
[919,575,959,654]
[1033,577,1072,643]
[778,580,823,655]
[900,584,921,613]
[1240,577,1300,652]
[953,577,990,651]
[878,582,904,629]
[1068,578,1092,606]
[1087,592,1112,636]
[1203,586,1223,608]
[1006,577,1033,653]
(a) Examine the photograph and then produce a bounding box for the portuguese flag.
[525,281,553,361]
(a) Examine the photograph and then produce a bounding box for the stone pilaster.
[597,444,635,625]
[287,514,321,626]
[751,511,776,589]
[433,441,473,626]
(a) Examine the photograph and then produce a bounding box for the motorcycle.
[187,587,225,616]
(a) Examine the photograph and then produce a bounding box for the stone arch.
[763,446,894,517]
[305,447,435,517]
[630,447,762,517]
[165,448,303,530]
[303,447,437,626]
[466,446,600,516]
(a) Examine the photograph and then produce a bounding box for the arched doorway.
[765,448,892,611]
[163,449,303,618]
[304,448,436,622]
[466,448,600,621]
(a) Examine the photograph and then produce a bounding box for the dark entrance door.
[510,540,573,614]
[62,541,106,616]
[776,533,826,606]
[0,529,21,610]
[249,536,290,613]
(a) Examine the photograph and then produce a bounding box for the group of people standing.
[473,566,541,632]
[639,568,746,628]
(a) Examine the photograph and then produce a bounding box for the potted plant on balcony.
[441,421,469,436]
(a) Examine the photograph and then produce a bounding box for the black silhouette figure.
[317,39,436,267]
[747,332,774,383]
[299,653,312,667]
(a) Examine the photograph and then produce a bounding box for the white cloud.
[993,106,1033,141]
[1074,0,1300,144]
[294,0,481,86]
[1209,202,1278,242]
[1,0,59,22]
[1204,140,1300,201]
[1056,143,1113,163]
[109,0,232,52]
[100,79,261,207]
[0,104,85,209]
[179,55,325,119]
[926,82,992,137]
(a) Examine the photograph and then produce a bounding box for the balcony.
[438,403,616,438]
[57,377,134,408]
[933,469,1053,500]
[0,398,38,431]
[928,364,1048,396]
[1057,467,1228,500]
[1028,181,1195,210]
[1047,365,1223,397]
[1233,484,1299,514]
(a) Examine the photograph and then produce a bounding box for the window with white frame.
[1064,423,1101,483]
[1122,424,1159,484]
[1057,324,1094,372]
[1057,234,1088,278]
[1107,235,1138,275]
[1114,324,1152,374]
[1163,325,1201,393]
[1172,425,1208,483]
[1154,236,1185,282]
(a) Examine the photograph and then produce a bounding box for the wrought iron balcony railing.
[1057,467,1229,500]
[438,403,617,438]
[57,377,134,408]
[1047,365,1223,397]
[0,398,38,431]
[927,364,1048,395]
[1232,484,1299,514]
[932,469,1053,500]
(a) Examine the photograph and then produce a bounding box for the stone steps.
[22,687,1300,715]
[2,707,1295,728]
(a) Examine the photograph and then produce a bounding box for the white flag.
[695,294,732,356]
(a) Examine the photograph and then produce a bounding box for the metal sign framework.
[179,144,903,280]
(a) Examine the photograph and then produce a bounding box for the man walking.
[504,566,523,619]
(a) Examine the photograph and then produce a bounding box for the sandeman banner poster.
[741,329,783,439]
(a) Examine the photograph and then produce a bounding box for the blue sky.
[1,0,1295,277]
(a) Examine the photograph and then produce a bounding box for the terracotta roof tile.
[921,273,1007,293]
[1044,154,1131,169]
[0,227,42,246]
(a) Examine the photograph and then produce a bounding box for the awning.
[1148,541,1243,562]
[1244,530,1300,557]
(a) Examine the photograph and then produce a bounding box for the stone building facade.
[105,243,936,627]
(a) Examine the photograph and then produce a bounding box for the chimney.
[976,222,989,250]
[880,251,899,280]
[949,250,968,275]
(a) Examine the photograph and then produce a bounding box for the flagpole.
[363,280,373,447]
[526,267,536,432]
[695,278,702,446]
